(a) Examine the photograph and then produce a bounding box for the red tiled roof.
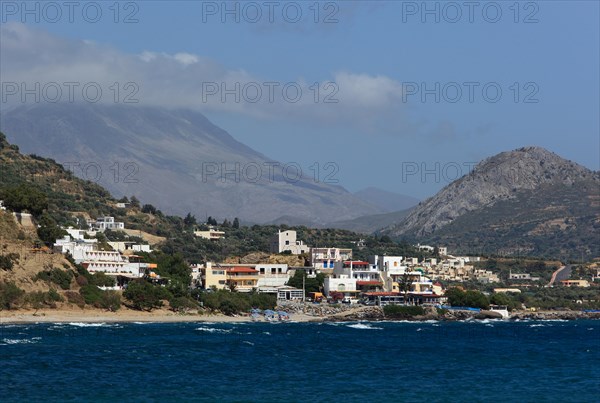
[364,292,400,296]
[344,261,370,265]
[356,281,383,286]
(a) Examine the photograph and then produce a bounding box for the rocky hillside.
[1,103,382,224]
[382,147,600,259]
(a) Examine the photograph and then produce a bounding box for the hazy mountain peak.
[0,103,383,223]
[353,187,420,213]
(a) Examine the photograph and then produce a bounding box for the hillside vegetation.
[0,131,431,313]
[382,147,600,260]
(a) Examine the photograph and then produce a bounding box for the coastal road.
[548,265,572,286]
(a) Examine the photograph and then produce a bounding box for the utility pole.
[302,272,306,314]
[302,273,306,302]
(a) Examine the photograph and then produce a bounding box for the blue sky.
[1,1,598,198]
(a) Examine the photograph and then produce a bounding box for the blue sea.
[1,319,599,402]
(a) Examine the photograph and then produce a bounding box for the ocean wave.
[195,327,233,334]
[346,323,383,330]
[67,322,121,328]
[1,337,41,345]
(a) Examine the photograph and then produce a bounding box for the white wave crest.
[346,323,383,330]
[195,327,232,334]
[1,337,41,345]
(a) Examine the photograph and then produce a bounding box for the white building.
[256,264,291,292]
[194,227,225,240]
[89,217,125,232]
[371,255,406,274]
[277,286,304,301]
[310,247,353,271]
[107,241,152,253]
[324,275,357,296]
[53,236,98,261]
[416,244,435,252]
[270,230,309,254]
[80,250,145,277]
[0,200,6,211]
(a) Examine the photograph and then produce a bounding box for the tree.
[397,273,412,302]
[37,213,67,246]
[99,291,121,312]
[490,293,520,311]
[446,287,489,309]
[124,280,167,311]
[0,183,48,216]
[183,212,197,227]
[0,254,18,271]
[232,217,240,229]
[130,196,141,208]
[141,204,156,214]
[286,271,324,294]
[0,282,25,309]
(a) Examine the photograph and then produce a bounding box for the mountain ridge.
[0,103,383,223]
[381,146,599,259]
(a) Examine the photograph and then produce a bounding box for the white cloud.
[173,53,199,66]
[0,23,411,131]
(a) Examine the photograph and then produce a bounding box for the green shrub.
[219,299,238,316]
[35,267,73,290]
[383,305,425,318]
[47,288,63,302]
[124,280,169,311]
[90,272,115,287]
[0,253,19,271]
[249,292,277,310]
[26,289,63,309]
[98,291,121,312]
[169,296,199,312]
[36,213,67,245]
[76,275,89,287]
[0,183,48,216]
[0,282,25,310]
[445,287,490,310]
[65,291,85,308]
[196,289,273,315]
[79,284,103,305]
[490,292,521,311]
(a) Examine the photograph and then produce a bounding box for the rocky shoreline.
[277,302,600,322]
[2,304,598,324]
